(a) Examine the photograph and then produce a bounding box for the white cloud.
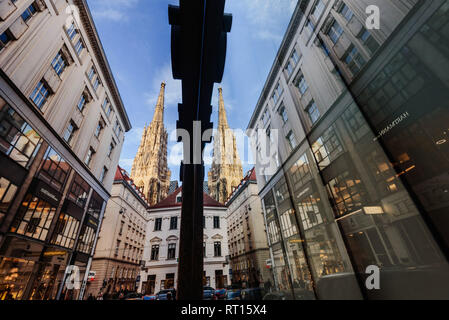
[119,158,134,171]
[231,0,296,41]
[89,0,140,22]
[125,126,144,145]
[145,63,182,110]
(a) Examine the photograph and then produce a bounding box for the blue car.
[203,286,216,300]
[215,288,227,300]
[155,289,176,300]
[226,289,241,300]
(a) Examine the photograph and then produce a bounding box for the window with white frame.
[30,80,50,109]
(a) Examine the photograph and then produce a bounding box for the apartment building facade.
[0,0,131,300]
[225,168,271,289]
[247,0,449,299]
[85,167,149,298]
[139,187,230,294]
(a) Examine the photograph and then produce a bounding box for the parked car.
[215,288,227,300]
[123,292,143,300]
[241,288,266,300]
[226,289,241,300]
[155,289,176,300]
[203,286,216,300]
[143,294,157,301]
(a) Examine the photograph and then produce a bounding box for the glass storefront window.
[312,125,344,169]
[0,257,35,300]
[77,225,95,254]
[0,98,42,168]
[67,173,90,208]
[38,147,70,192]
[0,176,18,225]
[10,194,56,241]
[51,213,80,249]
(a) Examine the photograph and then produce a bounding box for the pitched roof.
[114,166,150,206]
[150,186,226,209]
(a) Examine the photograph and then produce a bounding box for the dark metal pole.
[169,0,232,300]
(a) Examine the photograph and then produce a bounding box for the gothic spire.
[152,82,166,123]
[218,87,229,129]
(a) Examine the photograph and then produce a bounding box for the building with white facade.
[0,0,131,300]
[246,0,449,300]
[85,167,150,298]
[139,187,230,294]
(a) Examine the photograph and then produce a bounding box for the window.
[114,119,122,137]
[77,225,96,254]
[0,177,18,225]
[51,213,80,249]
[306,19,315,34]
[30,80,50,109]
[291,49,299,65]
[279,106,288,123]
[106,105,112,118]
[63,121,77,144]
[85,147,95,167]
[289,153,311,191]
[167,243,176,260]
[21,4,37,23]
[99,166,108,183]
[170,216,178,230]
[38,147,70,192]
[311,0,325,21]
[67,23,77,40]
[279,209,298,238]
[94,121,103,138]
[307,101,320,124]
[51,51,67,76]
[107,142,115,158]
[344,45,366,75]
[115,240,121,256]
[10,194,56,241]
[0,30,12,51]
[68,173,90,208]
[340,3,354,22]
[101,98,108,109]
[214,242,222,257]
[326,171,367,217]
[328,20,343,44]
[286,131,297,150]
[213,216,220,229]
[272,83,282,104]
[119,221,124,235]
[359,28,380,54]
[0,101,42,168]
[154,218,162,231]
[93,77,100,91]
[77,93,87,112]
[296,74,308,94]
[75,39,84,55]
[151,245,159,260]
[88,67,95,81]
[285,61,294,76]
[312,125,344,169]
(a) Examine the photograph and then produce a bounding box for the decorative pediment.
[166,235,179,242]
[203,234,209,240]
[211,234,223,240]
[150,237,162,243]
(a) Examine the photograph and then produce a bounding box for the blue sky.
[86,0,296,182]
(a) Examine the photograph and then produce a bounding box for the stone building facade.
[139,187,230,294]
[85,167,150,298]
[225,168,271,289]
[247,0,449,300]
[0,0,131,300]
[131,83,171,206]
[208,88,243,203]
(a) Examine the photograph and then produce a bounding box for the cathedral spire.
[131,82,171,206]
[208,88,243,204]
[152,82,166,123]
[218,87,229,129]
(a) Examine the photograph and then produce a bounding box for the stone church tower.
[131,83,171,205]
[208,88,243,203]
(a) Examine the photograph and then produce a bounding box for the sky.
[86,0,296,182]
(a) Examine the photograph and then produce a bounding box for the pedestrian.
[87,293,95,301]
